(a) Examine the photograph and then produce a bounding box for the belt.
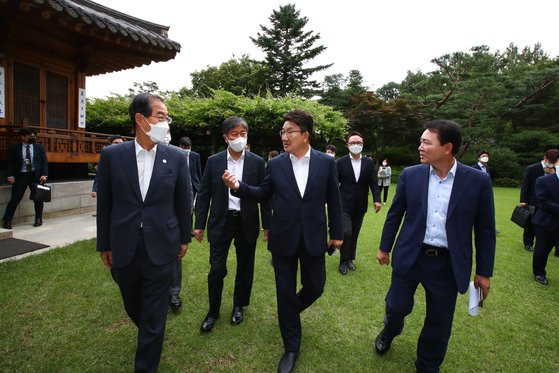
[421,243,447,256]
[228,210,241,217]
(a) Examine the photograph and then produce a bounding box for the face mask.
[480,156,489,163]
[183,148,191,155]
[27,138,36,144]
[142,118,170,144]
[349,144,363,155]
[382,161,387,166]
[545,162,555,168]
[228,136,247,153]
[163,131,172,145]
[326,153,335,158]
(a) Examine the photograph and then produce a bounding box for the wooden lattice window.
[13,61,40,125]
[46,71,68,129]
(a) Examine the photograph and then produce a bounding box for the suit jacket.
[96,141,191,267]
[520,162,545,206]
[471,162,492,180]
[194,150,270,244]
[189,150,202,197]
[336,155,380,214]
[234,149,343,257]
[379,163,496,294]
[5,142,48,178]
[532,174,559,232]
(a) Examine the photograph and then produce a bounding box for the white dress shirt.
[290,146,311,197]
[20,143,35,173]
[477,161,487,173]
[135,139,157,201]
[227,148,245,211]
[350,154,362,182]
[423,159,457,248]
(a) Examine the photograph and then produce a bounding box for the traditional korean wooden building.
[0,0,180,176]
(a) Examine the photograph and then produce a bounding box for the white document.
[468,281,482,316]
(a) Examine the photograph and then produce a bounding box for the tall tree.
[188,55,269,98]
[251,4,332,97]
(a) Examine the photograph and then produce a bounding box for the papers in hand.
[468,281,483,316]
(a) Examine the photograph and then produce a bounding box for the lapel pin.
[162,159,167,163]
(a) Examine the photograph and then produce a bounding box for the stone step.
[0,228,13,240]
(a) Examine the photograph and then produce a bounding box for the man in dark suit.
[3,127,48,229]
[374,120,496,373]
[471,150,491,178]
[194,116,270,333]
[532,169,559,285]
[96,93,191,373]
[167,136,203,310]
[336,131,381,275]
[91,135,124,199]
[519,149,559,251]
[223,110,343,373]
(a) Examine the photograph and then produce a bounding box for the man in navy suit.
[519,149,559,251]
[223,110,343,373]
[336,131,381,275]
[374,120,495,373]
[532,169,559,285]
[471,150,491,179]
[96,93,191,373]
[167,136,203,310]
[3,127,49,229]
[194,116,270,332]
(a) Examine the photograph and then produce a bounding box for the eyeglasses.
[279,129,302,138]
[148,115,173,124]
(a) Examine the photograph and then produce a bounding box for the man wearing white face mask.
[472,151,491,179]
[96,93,191,372]
[194,116,270,332]
[336,131,382,275]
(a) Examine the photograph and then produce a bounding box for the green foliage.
[86,95,132,136]
[251,4,332,97]
[320,70,367,112]
[188,55,270,98]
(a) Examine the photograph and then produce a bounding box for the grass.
[1,186,559,372]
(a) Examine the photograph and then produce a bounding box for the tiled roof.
[31,0,181,53]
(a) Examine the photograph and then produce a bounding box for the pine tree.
[251,4,332,97]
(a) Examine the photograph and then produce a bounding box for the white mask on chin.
[228,137,247,153]
[349,144,363,155]
[480,156,489,163]
[142,118,170,144]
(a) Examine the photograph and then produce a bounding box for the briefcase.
[30,182,52,203]
[510,205,535,228]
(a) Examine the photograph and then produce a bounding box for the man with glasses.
[223,110,343,373]
[336,131,381,275]
[96,93,191,372]
[194,116,270,333]
[3,127,48,229]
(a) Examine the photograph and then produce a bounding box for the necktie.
[25,145,33,172]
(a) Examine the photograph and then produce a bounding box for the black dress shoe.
[339,262,348,275]
[374,329,394,355]
[231,306,244,325]
[2,220,12,229]
[524,245,533,252]
[200,315,217,333]
[169,294,182,310]
[33,218,42,227]
[535,275,549,285]
[277,352,299,373]
[347,260,356,271]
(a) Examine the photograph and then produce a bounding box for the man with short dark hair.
[223,109,343,373]
[519,149,559,251]
[472,150,491,178]
[374,120,496,373]
[96,93,191,372]
[336,130,381,275]
[194,116,270,332]
[3,128,48,229]
[325,144,336,158]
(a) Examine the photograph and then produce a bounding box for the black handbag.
[510,205,535,228]
[30,182,52,203]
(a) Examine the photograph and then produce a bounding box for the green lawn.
[1,187,558,372]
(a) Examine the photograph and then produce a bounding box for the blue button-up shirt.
[423,159,457,248]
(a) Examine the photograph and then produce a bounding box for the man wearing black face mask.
[2,128,48,229]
